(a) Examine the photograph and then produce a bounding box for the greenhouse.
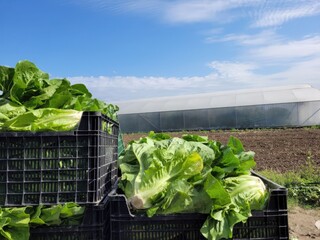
[116,84,320,133]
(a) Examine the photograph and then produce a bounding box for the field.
[122,127,320,240]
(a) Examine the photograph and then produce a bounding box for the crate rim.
[251,170,287,191]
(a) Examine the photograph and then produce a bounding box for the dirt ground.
[123,127,320,240]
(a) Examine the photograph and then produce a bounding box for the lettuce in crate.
[0,203,85,240]
[118,132,269,240]
[0,60,118,131]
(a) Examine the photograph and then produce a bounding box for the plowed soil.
[123,127,320,240]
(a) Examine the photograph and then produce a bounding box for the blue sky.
[1,0,320,103]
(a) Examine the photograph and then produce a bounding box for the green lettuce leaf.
[9,61,50,105]
[2,108,82,131]
[0,207,30,240]
[60,202,85,225]
[33,205,62,226]
[29,206,46,226]
[0,99,26,127]
[0,203,85,240]
[130,150,203,210]
[201,175,268,239]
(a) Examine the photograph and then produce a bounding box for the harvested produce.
[118,132,268,239]
[0,203,84,240]
[0,60,118,131]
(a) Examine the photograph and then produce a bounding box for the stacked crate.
[0,110,290,240]
[0,112,119,240]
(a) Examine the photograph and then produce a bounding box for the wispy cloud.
[250,36,320,61]
[253,1,320,27]
[66,0,320,102]
[162,0,256,23]
[208,61,257,83]
[74,0,320,27]
[206,28,320,63]
[206,30,282,46]
[69,57,320,102]
[71,0,164,14]
[69,74,221,102]
[267,56,320,83]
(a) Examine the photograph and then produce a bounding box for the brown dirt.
[123,127,320,240]
[289,206,320,240]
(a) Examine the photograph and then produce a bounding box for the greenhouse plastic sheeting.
[116,85,320,133]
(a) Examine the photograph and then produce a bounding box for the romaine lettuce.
[0,203,85,240]
[118,132,268,240]
[0,60,118,131]
[201,174,268,239]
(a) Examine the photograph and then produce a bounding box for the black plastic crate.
[30,195,111,240]
[109,172,289,240]
[0,112,119,206]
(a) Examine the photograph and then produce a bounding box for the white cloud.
[208,61,257,83]
[253,1,320,27]
[250,36,320,61]
[206,30,282,46]
[66,0,320,102]
[69,55,320,103]
[74,0,320,27]
[73,0,250,23]
[69,74,221,102]
[267,56,320,83]
[207,30,320,63]
[162,0,253,23]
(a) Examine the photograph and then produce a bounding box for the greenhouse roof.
[116,84,320,114]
